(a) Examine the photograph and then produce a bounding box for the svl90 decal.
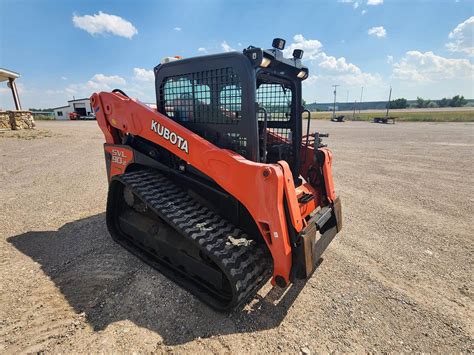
[111,149,128,165]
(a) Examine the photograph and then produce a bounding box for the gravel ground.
[0,120,472,353]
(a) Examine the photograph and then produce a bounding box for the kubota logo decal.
[151,120,189,154]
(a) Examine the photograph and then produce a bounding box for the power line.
[332,84,339,120]
[358,86,364,114]
[385,86,392,120]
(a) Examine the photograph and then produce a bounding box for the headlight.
[297,70,308,79]
[260,57,271,68]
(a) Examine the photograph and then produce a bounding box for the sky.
[0,0,473,109]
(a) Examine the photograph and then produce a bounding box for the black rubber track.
[106,169,272,311]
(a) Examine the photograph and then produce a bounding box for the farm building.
[52,98,93,120]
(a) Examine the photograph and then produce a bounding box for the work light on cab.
[260,57,272,67]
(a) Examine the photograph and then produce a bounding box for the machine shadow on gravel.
[8,214,315,345]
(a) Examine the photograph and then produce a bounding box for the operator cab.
[154,38,308,179]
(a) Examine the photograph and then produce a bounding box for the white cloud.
[133,68,154,82]
[45,89,64,95]
[0,73,157,110]
[303,75,319,86]
[361,9,367,15]
[173,27,182,31]
[283,34,383,100]
[367,0,383,5]
[446,16,474,56]
[283,34,323,60]
[318,53,360,73]
[91,74,126,85]
[198,47,208,53]
[61,76,67,80]
[66,73,127,96]
[61,72,156,103]
[392,51,474,83]
[72,11,137,39]
[338,0,361,10]
[221,41,235,52]
[368,26,387,38]
[316,53,382,86]
[387,55,394,64]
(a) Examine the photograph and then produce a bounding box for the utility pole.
[358,86,364,114]
[332,84,339,120]
[385,86,392,120]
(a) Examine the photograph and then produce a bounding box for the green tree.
[450,95,467,107]
[28,107,55,112]
[416,97,432,108]
[437,98,450,107]
[389,98,408,109]
[437,95,467,107]
[416,97,425,108]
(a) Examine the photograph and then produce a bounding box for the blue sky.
[0,0,473,109]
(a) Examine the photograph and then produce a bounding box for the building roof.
[67,98,90,102]
[0,68,20,83]
[51,98,90,110]
[52,105,69,110]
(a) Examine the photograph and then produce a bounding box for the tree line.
[28,108,56,112]
[388,95,468,109]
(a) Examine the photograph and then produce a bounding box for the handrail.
[302,109,311,163]
[258,107,269,163]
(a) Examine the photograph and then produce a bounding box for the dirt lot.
[0,120,473,353]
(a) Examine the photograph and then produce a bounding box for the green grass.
[308,110,474,122]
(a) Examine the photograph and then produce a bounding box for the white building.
[52,98,93,120]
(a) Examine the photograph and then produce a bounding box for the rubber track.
[112,169,272,311]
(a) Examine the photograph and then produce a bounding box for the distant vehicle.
[83,113,96,120]
[69,112,80,120]
[69,112,96,120]
[331,115,345,122]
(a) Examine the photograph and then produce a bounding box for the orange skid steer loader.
[93,38,342,311]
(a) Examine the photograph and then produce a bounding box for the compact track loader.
[93,38,342,311]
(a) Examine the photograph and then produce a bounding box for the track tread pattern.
[112,169,272,310]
